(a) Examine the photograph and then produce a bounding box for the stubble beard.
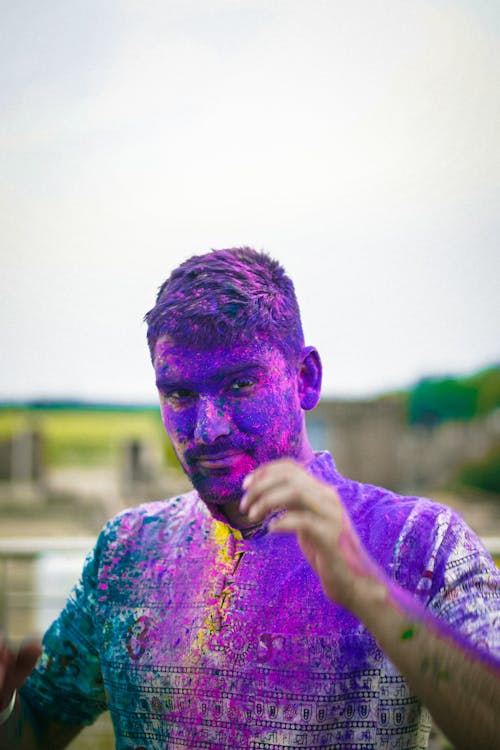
[186,434,304,506]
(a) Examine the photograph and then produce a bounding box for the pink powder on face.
[153,336,309,507]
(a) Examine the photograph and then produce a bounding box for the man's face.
[153,335,307,505]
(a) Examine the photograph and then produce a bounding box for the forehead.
[153,335,289,383]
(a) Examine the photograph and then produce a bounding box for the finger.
[0,649,13,687]
[14,639,42,682]
[241,461,297,508]
[246,476,324,519]
[245,487,285,521]
[0,634,14,687]
[1,638,42,698]
[241,461,317,514]
[269,509,329,539]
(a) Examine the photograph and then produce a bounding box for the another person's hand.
[240,459,386,614]
[0,631,42,711]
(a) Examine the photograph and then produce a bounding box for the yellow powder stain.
[193,521,243,657]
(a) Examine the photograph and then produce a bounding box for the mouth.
[194,451,245,470]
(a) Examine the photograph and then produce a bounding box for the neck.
[220,499,257,530]
[219,440,316,530]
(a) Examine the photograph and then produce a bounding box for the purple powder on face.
[153,335,308,508]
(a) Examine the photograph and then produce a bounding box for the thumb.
[1,637,42,702]
[15,637,42,682]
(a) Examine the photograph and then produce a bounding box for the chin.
[184,460,251,504]
[190,476,243,506]
[201,493,242,506]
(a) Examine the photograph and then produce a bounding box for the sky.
[1,0,499,404]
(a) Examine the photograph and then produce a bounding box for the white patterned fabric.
[22,453,500,749]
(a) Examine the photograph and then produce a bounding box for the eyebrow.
[213,362,264,377]
[155,362,264,389]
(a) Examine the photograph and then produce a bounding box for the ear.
[297,346,322,411]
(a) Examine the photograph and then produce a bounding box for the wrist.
[0,690,17,726]
[345,570,388,619]
[352,577,428,648]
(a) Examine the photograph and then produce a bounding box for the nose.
[193,396,231,444]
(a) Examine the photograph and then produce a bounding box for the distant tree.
[408,377,477,426]
[455,448,500,494]
[407,366,499,427]
[468,367,500,417]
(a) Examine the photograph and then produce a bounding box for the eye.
[229,378,256,393]
[162,388,197,403]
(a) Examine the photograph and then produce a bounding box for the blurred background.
[1,1,499,748]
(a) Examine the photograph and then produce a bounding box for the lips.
[195,452,245,469]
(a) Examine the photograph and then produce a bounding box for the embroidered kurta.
[22,453,500,749]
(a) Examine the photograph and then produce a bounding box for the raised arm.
[240,459,500,750]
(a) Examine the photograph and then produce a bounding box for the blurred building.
[307,396,500,494]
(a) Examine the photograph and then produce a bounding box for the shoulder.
[353,481,498,601]
[333,468,491,579]
[311,451,446,551]
[317,453,444,544]
[346,479,451,538]
[93,489,206,560]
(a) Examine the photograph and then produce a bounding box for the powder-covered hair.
[145,247,304,362]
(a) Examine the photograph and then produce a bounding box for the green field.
[0,406,180,468]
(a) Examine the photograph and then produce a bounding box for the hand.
[0,631,42,710]
[240,459,386,614]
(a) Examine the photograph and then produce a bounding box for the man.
[1,247,499,749]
